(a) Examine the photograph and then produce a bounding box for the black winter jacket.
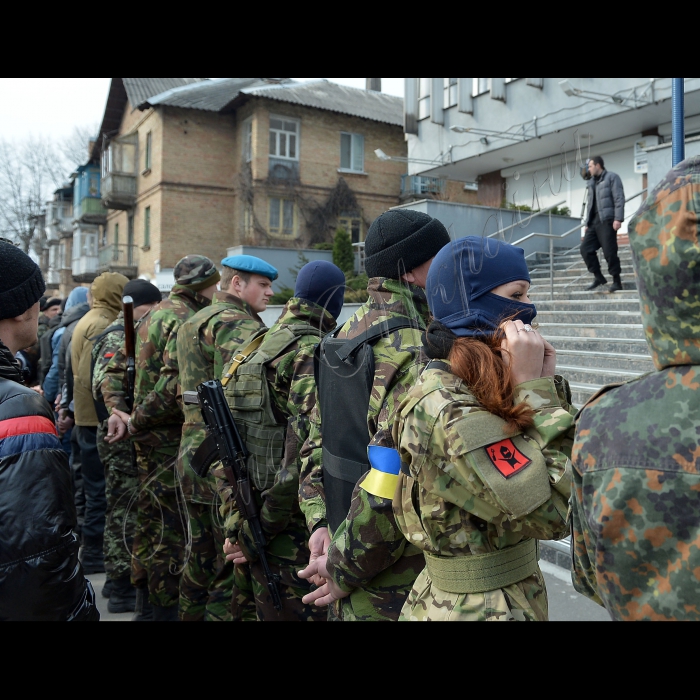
[0,340,99,622]
[586,169,626,226]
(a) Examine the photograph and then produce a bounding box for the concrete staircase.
[528,244,654,408]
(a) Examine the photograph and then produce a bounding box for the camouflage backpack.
[221,322,320,491]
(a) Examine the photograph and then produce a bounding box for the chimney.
[366,78,382,92]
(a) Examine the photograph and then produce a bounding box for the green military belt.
[425,539,540,595]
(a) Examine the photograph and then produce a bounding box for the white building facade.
[403,78,700,231]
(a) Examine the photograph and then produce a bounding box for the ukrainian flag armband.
[361,446,403,501]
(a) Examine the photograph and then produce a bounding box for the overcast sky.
[0,78,405,142]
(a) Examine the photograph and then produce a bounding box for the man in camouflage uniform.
[104,256,220,622]
[571,157,700,622]
[92,280,162,615]
[226,261,346,622]
[174,255,276,622]
[299,211,451,621]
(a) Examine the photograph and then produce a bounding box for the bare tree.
[0,138,65,254]
[61,124,99,169]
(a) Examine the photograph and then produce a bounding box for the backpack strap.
[335,318,420,363]
[221,329,268,388]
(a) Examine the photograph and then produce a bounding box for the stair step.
[548,336,649,355]
[538,323,646,340]
[556,349,654,372]
[536,299,643,313]
[529,290,640,301]
[536,311,643,325]
[569,382,604,408]
[558,364,644,386]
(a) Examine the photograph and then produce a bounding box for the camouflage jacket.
[91,313,136,476]
[394,366,574,620]
[299,277,431,621]
[102,285,211,455]
[176,291,264,504]
[256,299,336,539]
[571,157,700,622]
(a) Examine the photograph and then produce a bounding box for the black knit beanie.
[0,240,46,321]
[364,210,451,280]
[123,279,163,308]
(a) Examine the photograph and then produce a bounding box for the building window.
[340,133,365,173]
[473,78,491,96]
[269,197,297,237]
[338,215,363,245]
[418,78,431,120]
[145,132,152,171]
[114,223,119,248]
[244,119,253,163]
[144,207,151,248]
[244,204,255,235]
[269,117,299,161]
[444,78,458,109]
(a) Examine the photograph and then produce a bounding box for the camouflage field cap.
[628,156,700,370]
[174,255,221,292]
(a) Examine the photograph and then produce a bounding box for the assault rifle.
[184,381,283,612]
[123,296,136,411]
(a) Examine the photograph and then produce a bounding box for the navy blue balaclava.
[295,261,346,320]
[426,236,536,338]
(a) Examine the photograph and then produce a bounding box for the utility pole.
[366,78,382,92]
[672,78,685,167]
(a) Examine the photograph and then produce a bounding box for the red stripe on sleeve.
[0,416,59,440]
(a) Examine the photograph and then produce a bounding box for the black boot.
[132,588,154,622]
[80,537,105,575]
[108,577,137,614]
[609,276,623,293]
[152,605,180,622]
[586,274,608,291]
[102,579,114,599]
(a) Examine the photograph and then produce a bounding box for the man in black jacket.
[582,156,626,293]
[0,239,98,622]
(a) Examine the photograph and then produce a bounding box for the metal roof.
[240,79,404,126]
[141,78,273,112]
[122,78,208,109]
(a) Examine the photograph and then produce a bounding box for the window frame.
[243,118,253,163]
[338,215,363,245]
[144,206,151,249]
[268,196,298,238]
[339,132,365,174]
[269,115,300,162]
[145,132,153,172]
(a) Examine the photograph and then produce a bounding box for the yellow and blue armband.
[361,446,403,501]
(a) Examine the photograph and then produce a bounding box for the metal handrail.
[487,200,568,239]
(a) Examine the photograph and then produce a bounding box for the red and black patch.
[486,439,532,479]
[104,353,115,360]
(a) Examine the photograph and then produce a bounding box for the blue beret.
[221,255,279,282]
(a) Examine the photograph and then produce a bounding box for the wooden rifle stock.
[123,296,136,410]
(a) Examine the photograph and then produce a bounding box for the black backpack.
[315,318,415,534]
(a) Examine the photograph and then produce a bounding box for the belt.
[425,539,540,595]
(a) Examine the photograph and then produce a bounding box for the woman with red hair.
[385,236,576,622]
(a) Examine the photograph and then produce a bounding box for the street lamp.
[559,79,654,107]
[449,125,527,143]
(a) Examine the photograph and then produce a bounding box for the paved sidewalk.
[90,563,611,622]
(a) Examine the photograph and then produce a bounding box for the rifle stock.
[123,296,136,411]
[195,380,283,613]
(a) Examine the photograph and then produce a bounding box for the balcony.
[98,244,139,278]
[72,255,99,283]
[75,197,108,225]
[401,175,446,201]
[268,157,300,182]
[102,174,137,210]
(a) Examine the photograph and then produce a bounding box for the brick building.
[84,77,475,286]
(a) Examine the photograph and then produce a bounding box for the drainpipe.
[672,78,685,167]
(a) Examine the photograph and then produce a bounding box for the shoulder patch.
[486,439,532,479]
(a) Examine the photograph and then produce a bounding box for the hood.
[90,272,129,314]
[629,156,700,370]
[59,302,90,329]
[65,286,89,311]
[0,340,23,383]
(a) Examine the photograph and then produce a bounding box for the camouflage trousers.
[233,515,327,623]
[179,501,235,622]
[399,568,550,622]
[133,445,187,610]
[97,423,138,582]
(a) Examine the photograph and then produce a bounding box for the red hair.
[448,328,535,433]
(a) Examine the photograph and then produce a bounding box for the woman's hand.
[541,337,557,379]
[501,320,546,387]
